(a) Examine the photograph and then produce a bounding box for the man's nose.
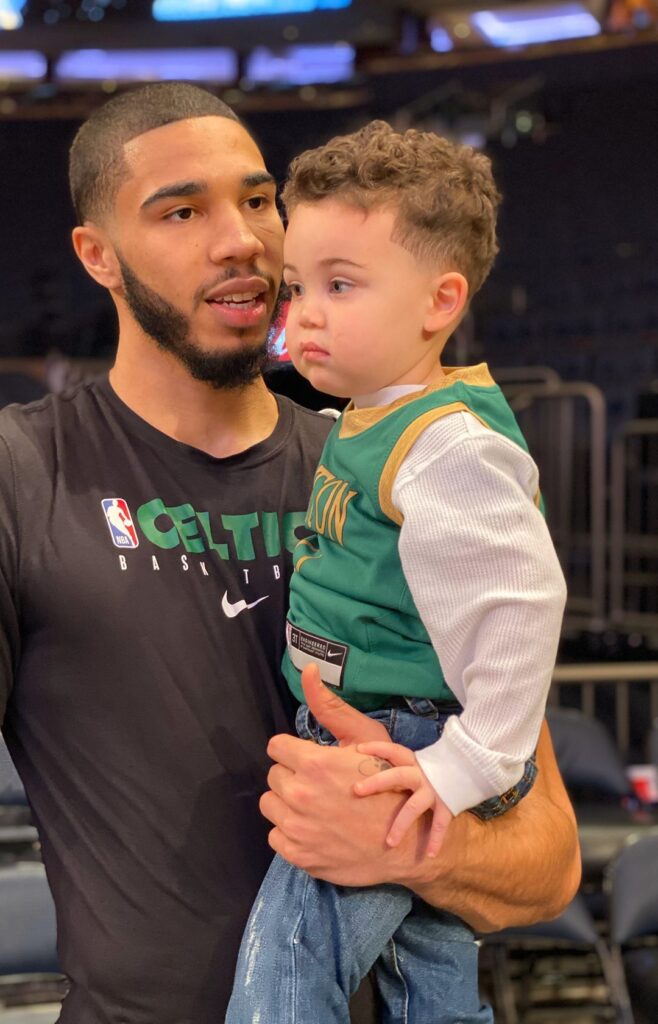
[208,207,266,264]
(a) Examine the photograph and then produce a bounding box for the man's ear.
[71,223,122,291]
[424,272,469,334]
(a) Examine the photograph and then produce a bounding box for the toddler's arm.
[391,412,567,818]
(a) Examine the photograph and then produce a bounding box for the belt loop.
[404,696,439,718]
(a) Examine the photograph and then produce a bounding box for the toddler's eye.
[330,280,351,294]
[286,282,304,298]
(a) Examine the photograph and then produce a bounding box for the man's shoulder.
[0,379,101,450]
[277,394,335,445]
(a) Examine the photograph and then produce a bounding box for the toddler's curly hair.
[282,120,501,296]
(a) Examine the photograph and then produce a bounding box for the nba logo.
[102,498,139,549]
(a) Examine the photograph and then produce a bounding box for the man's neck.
[109,338,279,459]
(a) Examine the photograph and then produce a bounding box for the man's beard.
[118,257,285,390]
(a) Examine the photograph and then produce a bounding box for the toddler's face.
[282,200,442,399]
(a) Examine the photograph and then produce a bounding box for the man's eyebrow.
[141,180,208,210]
[140,172,276,211]
[243,171,277,189]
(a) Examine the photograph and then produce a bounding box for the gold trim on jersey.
[294,536,321,572]
[378,402,493,524]
[339,363,496,440]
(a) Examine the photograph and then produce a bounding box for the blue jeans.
[226,699,532,1023]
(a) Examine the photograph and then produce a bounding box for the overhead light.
[430,26,454,51]
[245,43,355,85]
[0,0,26,31]
[55,48,238,84]
[152,0,351,21]
[471,3,601,46]
[0,51,47,79]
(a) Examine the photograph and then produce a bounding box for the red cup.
[627,764,658,804]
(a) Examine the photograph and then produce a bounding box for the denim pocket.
[468,753,538,821]
[295,704,335,744]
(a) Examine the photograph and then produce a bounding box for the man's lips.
[204,276,268,303]
[204,276,269,328]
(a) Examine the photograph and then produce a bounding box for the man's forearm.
[409,721,581,932]
[264,673,581,935]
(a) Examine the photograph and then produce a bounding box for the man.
[0,83,579,1024]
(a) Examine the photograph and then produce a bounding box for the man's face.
[109,116,285,388]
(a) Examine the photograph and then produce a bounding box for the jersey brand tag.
[101,498,139,549]
[286,619,348,689]
[221,591,269,618]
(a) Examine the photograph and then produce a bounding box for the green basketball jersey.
[283,364,538,711]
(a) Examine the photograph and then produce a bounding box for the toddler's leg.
[226,853,412,1024]
[375,899,493,1024]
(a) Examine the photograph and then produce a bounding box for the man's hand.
[354,740,453,858]
[298,663,390,746]
[262,664,581,932]
[261,664,435,886]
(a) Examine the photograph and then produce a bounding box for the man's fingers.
[258,789,289,827]
[356,741,417,767]
[267,731,314,769]
[354,766,420,797]
[266,826,298,863]
[301,663,388,745]
[386,789,435,848]
[265,762,295,799]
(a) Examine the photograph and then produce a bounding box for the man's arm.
[410,720,581,931]
[262,668,580,933]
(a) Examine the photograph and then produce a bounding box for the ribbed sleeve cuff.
[415,727,523,817]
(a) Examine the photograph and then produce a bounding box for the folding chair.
[483,891,632,1024]
[0,862,62,1020]
[607,831,658,1024]
[0,738,39,861]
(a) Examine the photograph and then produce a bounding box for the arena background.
[0,1,657,1021]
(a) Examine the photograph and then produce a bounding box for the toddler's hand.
[354,741,454,858]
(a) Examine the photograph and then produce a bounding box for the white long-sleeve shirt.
[352,385,567,816]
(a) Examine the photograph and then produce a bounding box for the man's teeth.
[211,291,262,308]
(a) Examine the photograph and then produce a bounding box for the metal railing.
[500,381,608,633]
[550,662,658,758]
[610,419,658,636]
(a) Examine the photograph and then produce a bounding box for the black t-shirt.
[0,378,331,1024]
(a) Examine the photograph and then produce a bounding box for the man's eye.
[168,207,195,222]
[246,196,268,210]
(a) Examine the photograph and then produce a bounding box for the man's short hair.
[69,82,240,225]
[281,119,501,297]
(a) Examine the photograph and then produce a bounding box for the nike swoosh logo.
[221,591,269,619]
[327,651,343,659]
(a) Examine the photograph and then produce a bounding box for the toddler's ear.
[424,272,469,334]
